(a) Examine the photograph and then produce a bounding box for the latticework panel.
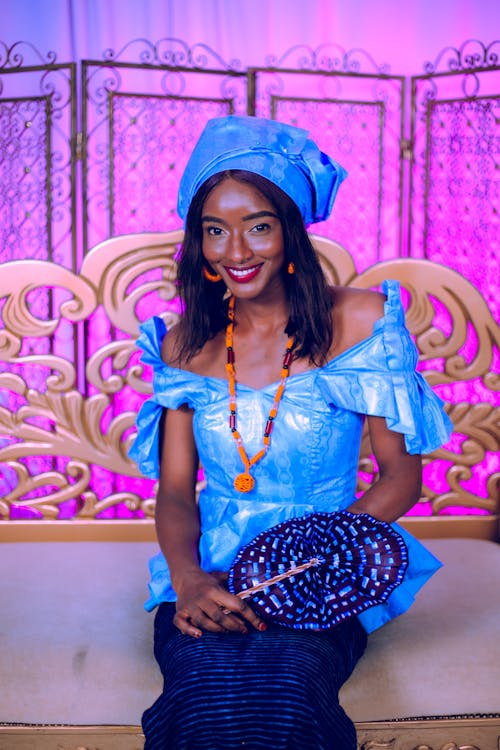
[251,45,405,265]
[410,39,500,321]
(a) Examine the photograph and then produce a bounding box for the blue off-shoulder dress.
[130,280,453,749]
[131,280,452,633]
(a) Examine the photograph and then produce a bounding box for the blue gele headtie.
[177,115,347,225]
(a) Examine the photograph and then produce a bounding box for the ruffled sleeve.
[317,279,453,454]
[128,317,205,479]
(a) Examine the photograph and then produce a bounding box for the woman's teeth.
[230,267,256,278]
[225,265,262,282]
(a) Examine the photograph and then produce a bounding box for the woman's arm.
[348,415,422,523]
[331,286,422,523]
[156,404,266,637]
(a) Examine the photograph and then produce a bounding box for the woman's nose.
[228,233,253,263]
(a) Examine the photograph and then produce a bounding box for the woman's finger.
[211,605,249,634]
[173,609,203,638]
[174,606,229,637]
[214,592,267,632]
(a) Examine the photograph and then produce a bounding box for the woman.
[130,115,452,749]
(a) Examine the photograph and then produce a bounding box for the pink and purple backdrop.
[1,0,499,518]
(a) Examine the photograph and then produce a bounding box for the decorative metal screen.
[0,43,78,512]
[0,39,499,527]
[410,40,499,316]
[251,46,405,266]
[78,44,248,513]
[82,44,248,251]
[409,40,500,516]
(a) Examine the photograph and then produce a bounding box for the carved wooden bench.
[1,232,499,750]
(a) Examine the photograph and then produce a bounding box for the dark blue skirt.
[143,603,367,750]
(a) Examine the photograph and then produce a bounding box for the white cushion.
[0,542,161,724]
[0,538,498,725]
[340,538,500,720]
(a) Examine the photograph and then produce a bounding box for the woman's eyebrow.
[201,214,226,224]
[242,210,279,221]
[201,210,279,224]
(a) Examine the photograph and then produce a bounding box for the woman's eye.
[251,223,270,233]
[207,226,223,236]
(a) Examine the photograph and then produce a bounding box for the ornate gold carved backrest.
[1,231,499,538]
[0,232,181,523]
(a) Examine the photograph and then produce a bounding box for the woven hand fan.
[228,510,408,630]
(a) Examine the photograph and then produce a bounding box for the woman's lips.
[224,264,263,283]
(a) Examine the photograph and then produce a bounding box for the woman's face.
[201,177,285,300]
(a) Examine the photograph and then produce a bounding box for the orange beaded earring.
[203,266,223,283]
[287,262,295,275]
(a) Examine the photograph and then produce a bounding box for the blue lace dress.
[130,280,452,749]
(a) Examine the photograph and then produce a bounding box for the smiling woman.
[201,177,285,295]
[174,164,341,374]
[128,115,452,750]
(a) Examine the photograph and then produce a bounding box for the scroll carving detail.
[351,259,500,389]
[0,232,181,518]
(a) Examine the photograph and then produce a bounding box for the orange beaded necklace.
[226,295,295,493]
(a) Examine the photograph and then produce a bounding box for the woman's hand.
[173,569,267,638]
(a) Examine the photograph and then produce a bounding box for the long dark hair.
[176,170,334,364]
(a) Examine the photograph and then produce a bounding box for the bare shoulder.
[329,286,386,357]
[333,285,386,323]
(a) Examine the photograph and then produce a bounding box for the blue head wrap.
[177,115,347,225]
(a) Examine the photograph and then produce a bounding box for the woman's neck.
[230,289,290,338]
